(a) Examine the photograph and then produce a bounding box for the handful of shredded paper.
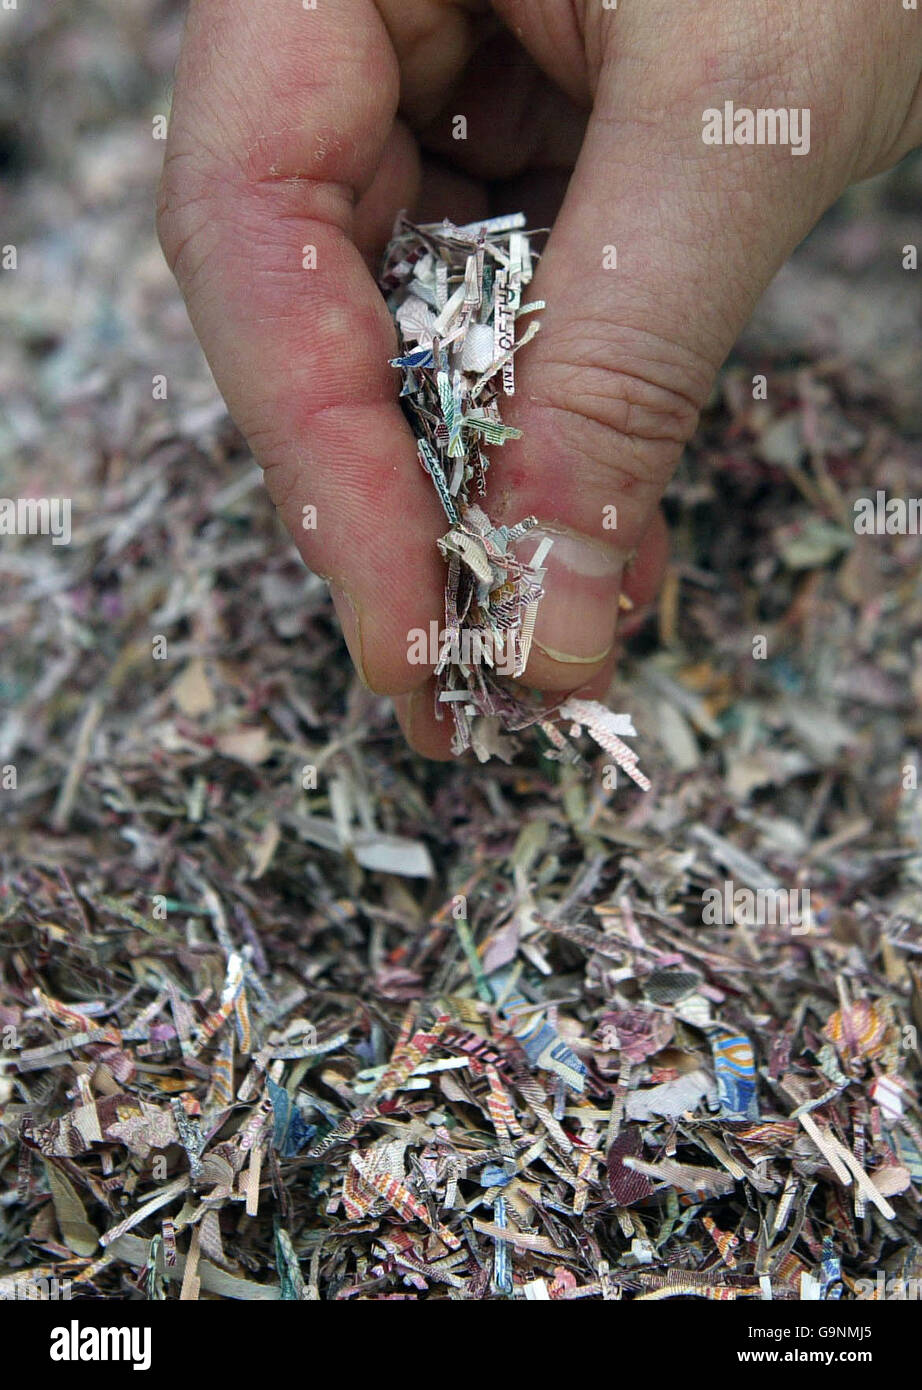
[379,213,649,789]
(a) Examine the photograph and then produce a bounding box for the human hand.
[157,0,922,756]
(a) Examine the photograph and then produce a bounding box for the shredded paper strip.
[379,212,648,785]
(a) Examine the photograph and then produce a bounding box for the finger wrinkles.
[158,157,355,296]
[530,353,703,451]
[505,390,684,539]
[493,326,709,549]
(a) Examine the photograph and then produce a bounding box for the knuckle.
[155,143,224,284]
[531,318,707,494]
[257,452,302,518]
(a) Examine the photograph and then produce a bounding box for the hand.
[157,0,922,756]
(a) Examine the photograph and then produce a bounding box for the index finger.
[156,0,445,693]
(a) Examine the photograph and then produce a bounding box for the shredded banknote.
[379,212,649,786]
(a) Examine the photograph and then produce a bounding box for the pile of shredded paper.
[3,3,922,1304]
[379,214,649,788]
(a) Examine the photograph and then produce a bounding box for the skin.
[157,0,922,758]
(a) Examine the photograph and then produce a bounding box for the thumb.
[496,19,852,692]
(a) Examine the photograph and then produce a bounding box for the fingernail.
[329,584,370,688]
[397,684,423,742]
[524,527,624,666]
